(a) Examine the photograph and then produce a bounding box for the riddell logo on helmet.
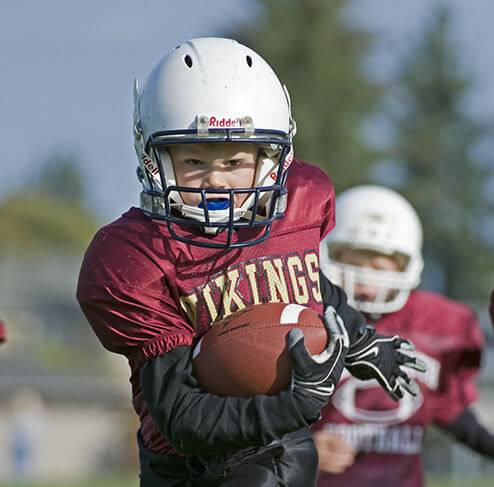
[141,150,159,176]
[269,151,293,181]
[209,116,242,128]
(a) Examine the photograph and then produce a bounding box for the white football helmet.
[320,185,424,315]
[133,37,296,248]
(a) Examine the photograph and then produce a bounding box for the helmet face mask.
[325,250,421,316]
[320,186,424,316]
[133,37,296,248]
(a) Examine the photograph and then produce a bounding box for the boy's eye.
[224,159,244,167]
[185,159,204,166]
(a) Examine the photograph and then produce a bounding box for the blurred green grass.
[1,475,492,487]
[0,474,137,487]
[428,478,492,487]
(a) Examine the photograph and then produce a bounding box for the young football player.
[77,38,424,486]
[316,185,494,487]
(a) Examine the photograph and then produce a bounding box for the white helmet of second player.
[133,37,296,247]
[320,185,424,315]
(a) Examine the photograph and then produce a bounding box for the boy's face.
[168,143,259,207]
[337,248,403,303]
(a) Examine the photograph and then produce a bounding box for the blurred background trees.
[233,0,382,189]
[0,153,98,255]
[385,7,494,301]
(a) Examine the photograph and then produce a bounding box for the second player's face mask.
[326,248,414,316]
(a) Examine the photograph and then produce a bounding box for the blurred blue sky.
[1,0,493,220]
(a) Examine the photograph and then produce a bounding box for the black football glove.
[345,324,427,401]
[286,306,350,422]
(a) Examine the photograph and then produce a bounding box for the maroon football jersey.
[315,290,484,487]
[77,159,335,454]
[0,319,6,343]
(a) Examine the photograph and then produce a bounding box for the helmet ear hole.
[184,55,193,68]
[246,55,253,67]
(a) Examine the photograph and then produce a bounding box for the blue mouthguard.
[198,198,230,211]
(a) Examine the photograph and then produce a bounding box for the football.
[192,302,329,397]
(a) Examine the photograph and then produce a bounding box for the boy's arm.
[141,329,345,456]
[319,270,364,343]
[443,408,494,457]
[141,346,305,455]
[434,309,487,454]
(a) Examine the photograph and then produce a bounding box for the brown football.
[192,302,329,397]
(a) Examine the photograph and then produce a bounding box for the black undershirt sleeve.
[140,345,310,456]
[319,270,366,344]
[443,408,494,458]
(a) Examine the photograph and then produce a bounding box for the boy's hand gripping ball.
[193,303,330,396]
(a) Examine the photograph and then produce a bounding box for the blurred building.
[0,255,138,482]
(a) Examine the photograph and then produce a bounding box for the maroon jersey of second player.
[77,159,335,455]
[315,290,484,487]
[0,319,6,344]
